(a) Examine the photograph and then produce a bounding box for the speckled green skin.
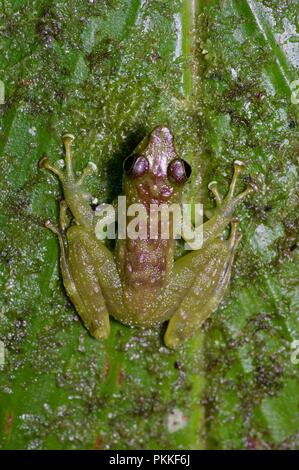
[40,126,256,349]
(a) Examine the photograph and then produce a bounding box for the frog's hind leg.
[65,225,125,332]
[164,219,242,349]
[44,216,111,340]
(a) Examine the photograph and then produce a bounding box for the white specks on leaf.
[231,67,238,80]
[57,159,65,168]
[87,161,97,172]
[28,126,37,136]
[174,13,182,60]
[167,408,187,433]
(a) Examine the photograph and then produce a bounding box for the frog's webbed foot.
[203,161,258,245]
[39,135,97,229]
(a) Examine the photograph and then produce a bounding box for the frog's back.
[123,238,172,287]
[115,236,174,325]
[115,126,190,325]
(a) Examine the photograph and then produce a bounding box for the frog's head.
[123,126,192,203]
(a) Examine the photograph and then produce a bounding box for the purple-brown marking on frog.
[136,127,177,210]
[120,126,182,290]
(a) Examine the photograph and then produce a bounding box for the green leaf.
[0,0,298,450]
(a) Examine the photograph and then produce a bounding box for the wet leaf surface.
[0,0,298,450]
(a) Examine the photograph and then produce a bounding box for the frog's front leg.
[202,160,257,246]
[164,161,257,349]
[39,134,96,230]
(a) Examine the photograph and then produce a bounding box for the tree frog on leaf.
[39,126,257,349]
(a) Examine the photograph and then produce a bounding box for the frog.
[39,126,257,349]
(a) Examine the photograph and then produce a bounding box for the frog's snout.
[146,126,177,178]
[150,126,174,147]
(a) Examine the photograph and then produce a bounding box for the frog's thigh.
[151,242,218,323]
[63,226,122,339]
[164,223,241,349]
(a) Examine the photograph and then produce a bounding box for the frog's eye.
[123,155,149,178]
[167,158,192,184]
